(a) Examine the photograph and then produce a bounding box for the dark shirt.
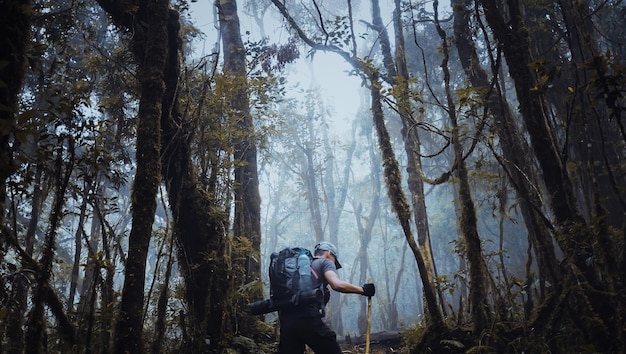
[311,257,336,289]
[280,257,336,319]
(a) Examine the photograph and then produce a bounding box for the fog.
[187,0,526,337]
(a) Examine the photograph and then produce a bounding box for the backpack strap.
[311,267,319,280]
[309,259,328,316]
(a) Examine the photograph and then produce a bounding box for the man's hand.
[362,283,375,297]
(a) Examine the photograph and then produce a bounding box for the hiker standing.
[277,241,376,354]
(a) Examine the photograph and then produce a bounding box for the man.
[277,241,376,353]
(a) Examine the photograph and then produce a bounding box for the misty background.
[2,0,624,352]
[185,0,526,336]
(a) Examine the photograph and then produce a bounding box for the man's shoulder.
[312,257,332,265]
[312,257,336,271]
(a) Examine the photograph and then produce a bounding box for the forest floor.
[339,343,400,353]
[337,331,403,353]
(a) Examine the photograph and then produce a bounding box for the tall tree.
[479,0,583,241]
[431,0,492,333]
[555,0,625,230]
[25,139,77,353]
[478,0,624,350]
[0,0,32,250]
[352,119,381,334]
[451,0,561,305]
[367,68,445,331]
[158,8,231,351]
[94,0,169,350]
[219,0,263,284]
[323,116,356,334]
[301,96,325,241]
[370,0,442,317]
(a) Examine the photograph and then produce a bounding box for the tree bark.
[369,70,445,330]
[159,9,231,351]
[95,0,169,351]
[219,0,263,284]
[371,0,442,316]
[479,0,622,349]
[323,122,355,334]
[25,141,76,353]
[0,0,32,252]
[451,0,561,298]
[433,0,492,333]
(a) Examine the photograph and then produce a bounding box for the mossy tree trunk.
[391,0,442,316]
[368,70,445,331]
[433,0,492,333]
[479,0,584,241]
[159,9,230,352]
[217,0,265,342]
[95,0,168,351]
[219,0,262,283]
[371,0,442,317]
[554,0,625,231]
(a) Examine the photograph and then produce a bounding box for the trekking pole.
[365,279,372,354]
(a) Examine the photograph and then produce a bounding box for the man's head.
[314,241,342,269]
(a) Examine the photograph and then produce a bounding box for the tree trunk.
[99,198,116,354]
[95,0,169,351]
[303,142,324,241]
[558,0,625,228]
[151,238,175,354]
[323,121,355,334]
[451,0,562,298]
[371,0,441,316]
[433,0,492,333]
[479,0,584,235]
[353,120,380,333]
[219,0,263,284]
[77,190,103,348]
[68,182,89,311]
[4,166,43,352]
[479,0,622,349]
[159,9,231,351]
[369,70,445,330]
[25,142,76,353]
[0,0,31,199]
[0,0,32,255]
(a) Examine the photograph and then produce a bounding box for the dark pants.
[277,315,342,354]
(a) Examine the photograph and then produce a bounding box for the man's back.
[279,257,335,319]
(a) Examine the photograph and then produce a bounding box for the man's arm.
[324,270,365,294]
